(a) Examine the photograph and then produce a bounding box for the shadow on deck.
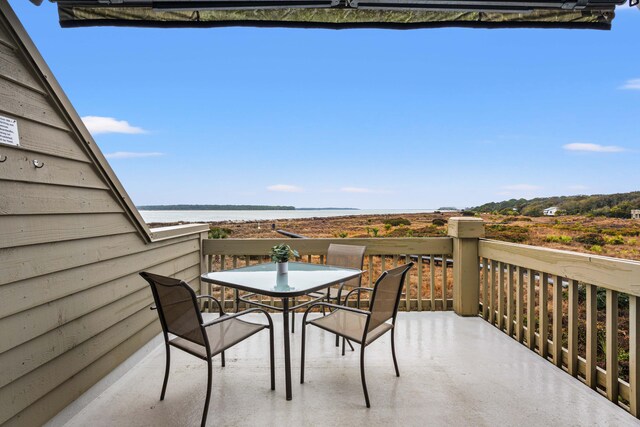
[53,313,637,426]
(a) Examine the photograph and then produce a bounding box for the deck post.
[448,217,485,316]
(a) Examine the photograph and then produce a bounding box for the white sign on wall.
[0,115,20,147]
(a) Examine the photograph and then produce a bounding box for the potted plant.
[270,243,299,274]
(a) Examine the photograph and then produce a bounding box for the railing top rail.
[203,237,453,256]
[479,238,640,296]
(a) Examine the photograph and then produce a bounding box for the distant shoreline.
[136,204,359,211]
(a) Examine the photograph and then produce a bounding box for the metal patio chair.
[300,262,414,407]
[291,243,366,335]
[140,272,275,427]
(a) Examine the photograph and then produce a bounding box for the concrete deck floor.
[60,313,638,427]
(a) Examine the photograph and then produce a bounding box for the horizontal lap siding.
[0,11,205,426]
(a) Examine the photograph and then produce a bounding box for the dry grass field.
[154,212,640,261]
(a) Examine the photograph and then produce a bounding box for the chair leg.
[160,342,170,400]
[342,337,346,356]
[221,351,225,368]
[269,325,276,390]
[391,330,400,377]
[202,358,213,427]
[360,346,370,408]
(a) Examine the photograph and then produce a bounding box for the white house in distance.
[632,210,640,220]
[543,206,559,216]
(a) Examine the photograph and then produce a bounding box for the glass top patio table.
[200,261,362,298]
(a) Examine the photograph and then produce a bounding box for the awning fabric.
[57,6,617,30]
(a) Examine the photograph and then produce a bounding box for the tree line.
[471,191,640,218]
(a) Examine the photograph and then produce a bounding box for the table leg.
[282,297,292,400]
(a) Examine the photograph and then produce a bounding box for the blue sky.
[9,1,640,209]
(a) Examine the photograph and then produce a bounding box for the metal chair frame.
[140,272,275,427]
[299,263,414,408]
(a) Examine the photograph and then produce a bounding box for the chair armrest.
[302,301,371,318]
[197,295,224,316]
[343,287,374,306]
[202,308,273,329]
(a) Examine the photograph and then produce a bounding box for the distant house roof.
[52,1,624,30]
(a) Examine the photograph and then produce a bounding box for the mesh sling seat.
[300,262,414,407]
[140,272,275,427]
[291,243,366,334]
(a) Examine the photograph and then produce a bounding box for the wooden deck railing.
[478,239,640,417]
[202,237,454,312]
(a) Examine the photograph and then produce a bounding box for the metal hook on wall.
[0,155,6,163]
[33,159,44,168]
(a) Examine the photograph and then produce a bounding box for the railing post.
[199,231,209,296]
[448,217,485,317]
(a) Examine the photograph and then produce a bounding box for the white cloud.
[563,143,626,153]
[82,116,147,135]
[266,184,303,193]
[340,187,374,193]
[620,79,640,90]
[105,151,163,159]
[502,184,542,191]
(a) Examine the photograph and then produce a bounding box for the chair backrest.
[326,243,366,288]
[140,272,206,346]
[367,263,414,333]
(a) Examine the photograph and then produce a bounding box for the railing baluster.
[430,255,435,312]
[498,262,505,331]
[417,255,423,312]
[507,264,514,337]
[539,272,549,359]
[606,289,619,403]
[568,279,578,376]
[516,266,524,343]
[368,255,374,287]
[630,295,640,417]
[489,260,496,326]
[527,269,535,350]
[232,256,238,311]
[482,258,488,320]
[552,275,563,368]
[405,255,410,311]
[586,284,597,388]
[442,255,448,311]
[220,255,226,310]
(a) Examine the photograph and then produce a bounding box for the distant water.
[140,209,438,223]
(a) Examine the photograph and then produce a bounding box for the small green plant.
[370,227,379,237]
[384,218,411,227]
[590,245,604,253]
[545,235,572,244]
[432,218,447,226]
[605,235,625,245]
[269,244,299,263]
[209,226,232,239]
[405,229,414,237]
[384,224,392,231]
[334,231,348,238]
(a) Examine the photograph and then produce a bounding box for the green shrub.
[485,224,529,243]
[432,218,447,226]
[461,210,476,217]
[334,231,348,238]
[384,218,411,227]
[575,233,606,246]
[590,245,604,253]
[384,223,392,231]
[545,235,572,244]
[605,235,625,245]
[209,227,232,239]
